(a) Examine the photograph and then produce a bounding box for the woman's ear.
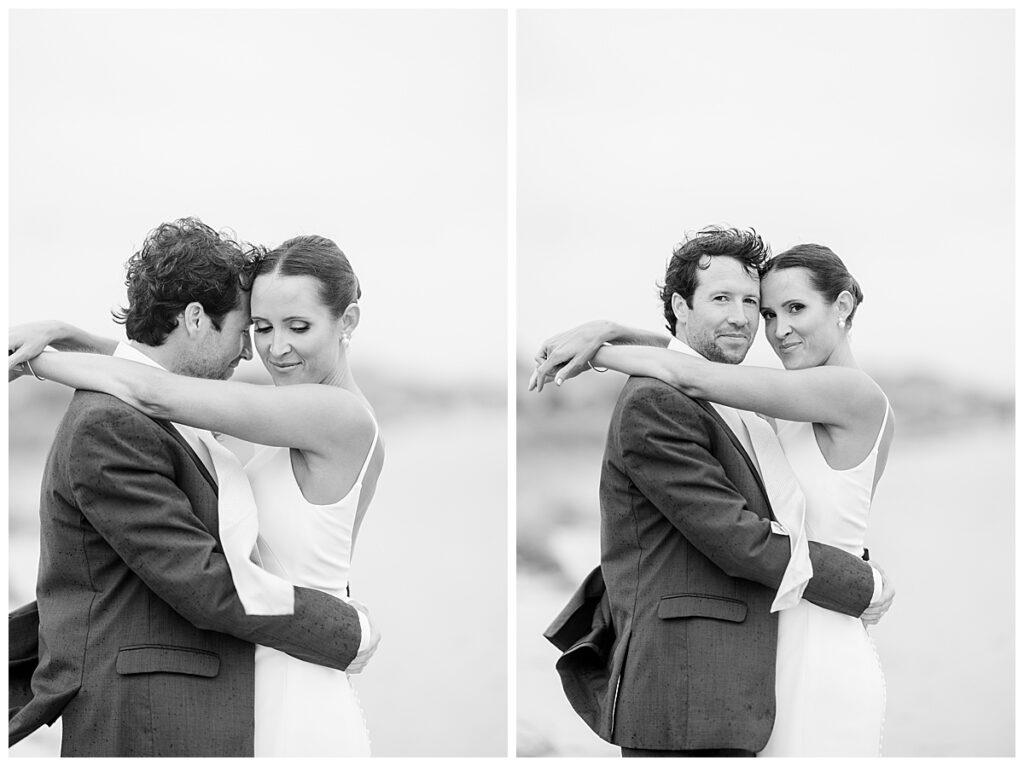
[340,303,361,338]
[835,290,855,327]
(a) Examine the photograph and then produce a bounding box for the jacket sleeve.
[65,402,361,670]
[618,380,874,617]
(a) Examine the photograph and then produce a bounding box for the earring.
[837,318,845,328]
[342,334,351,349]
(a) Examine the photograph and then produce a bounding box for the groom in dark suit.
[543,227,891,756]
[9,219,373,756]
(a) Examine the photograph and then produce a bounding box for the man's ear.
[181,302,206,338]
[671,292,689,333]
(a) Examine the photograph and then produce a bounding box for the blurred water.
[9,386,507,757]
[517,424,1014,757]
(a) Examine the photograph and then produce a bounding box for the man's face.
[675,256,760,364]
[184,297,253,380]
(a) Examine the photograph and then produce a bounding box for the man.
[8,218,377,756]
[535,227,892,756]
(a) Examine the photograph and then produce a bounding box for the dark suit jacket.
[546,377,875,752]
[9,391,364,756]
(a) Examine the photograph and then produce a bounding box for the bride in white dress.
[532,243,892,756]
[10,234,382,756]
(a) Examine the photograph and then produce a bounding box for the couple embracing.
[9,218,382,756]
[535,226,895,757]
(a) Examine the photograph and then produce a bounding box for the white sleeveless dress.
[245,417,379,757]
[761,403,889,757]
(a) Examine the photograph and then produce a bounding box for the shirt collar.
[667,335,704,359]
[114,341,168,371]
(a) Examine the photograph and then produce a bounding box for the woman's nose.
[269,334,290,357]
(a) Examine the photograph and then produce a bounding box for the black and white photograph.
[516,9,1013,758]
[6,4,1019,762]
[8,9,507,757]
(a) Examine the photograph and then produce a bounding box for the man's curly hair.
[659,226,771,335]
[113,218,261,346]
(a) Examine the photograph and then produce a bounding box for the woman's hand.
[529,320,618,393]
[8,321,63,375]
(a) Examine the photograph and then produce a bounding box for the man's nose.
[726,300,749,326]
[240,331,253,361]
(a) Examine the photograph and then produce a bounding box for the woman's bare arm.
[23,351,370,454]
[593,344,885,429]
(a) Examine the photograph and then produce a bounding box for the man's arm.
[619,380,874,617]
[67,400,363,670]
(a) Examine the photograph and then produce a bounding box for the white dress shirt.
[665,337,882,604]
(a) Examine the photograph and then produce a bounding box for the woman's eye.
[761,311,775,320]
[291,325,310,333]
[789,304,804,313]
[254,326,272,334]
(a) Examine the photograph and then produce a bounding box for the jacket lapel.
[152,419,218,492]
[692,399,773,515]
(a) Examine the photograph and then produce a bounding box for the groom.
[540,227,892,756]
[9,218,376,756]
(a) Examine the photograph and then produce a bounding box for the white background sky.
[9,9,507,387]
[517,9,1014,397]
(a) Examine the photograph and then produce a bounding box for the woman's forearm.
[593,345,707,396]
[27,351,167,416]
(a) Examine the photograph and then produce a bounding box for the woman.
[10,235,382,757]
[533,244,892,756]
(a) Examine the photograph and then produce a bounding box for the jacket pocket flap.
[116,645,220,678]
[657,594,747,623]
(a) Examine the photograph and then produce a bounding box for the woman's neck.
[321,361,366,402]
[823,338,858,369]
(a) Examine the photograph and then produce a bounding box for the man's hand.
[861,564,894,626]
[345,599,381,674]
[529,320,618,393]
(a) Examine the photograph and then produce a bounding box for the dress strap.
[869,395,891,453]
[354,409,380,486]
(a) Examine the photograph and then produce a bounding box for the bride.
[531,243,892,756]
[10,233,381,757]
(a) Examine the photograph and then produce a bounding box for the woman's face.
[759,267,845,370]
[250,273,346,386]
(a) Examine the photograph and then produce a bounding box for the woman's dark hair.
[113,217,259,346]
[763,243,864,328]
[254,235,360,318]
[659,226,771,334]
